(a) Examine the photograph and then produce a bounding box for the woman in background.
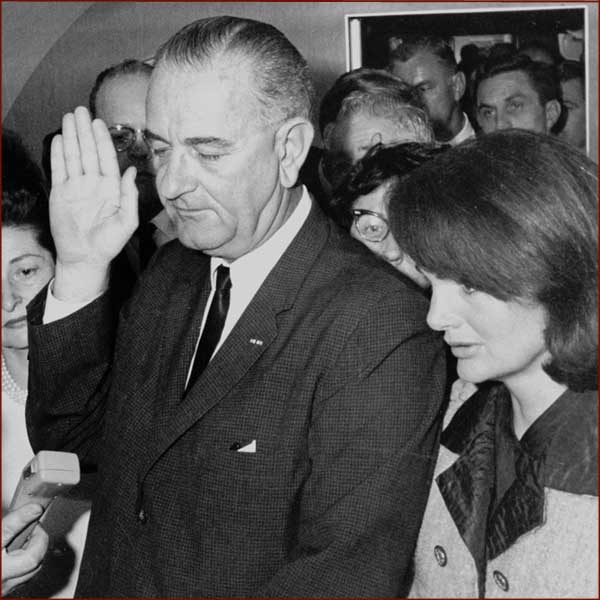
[388,129,597,597]
[332,142,447,288]
[2,131,91,598]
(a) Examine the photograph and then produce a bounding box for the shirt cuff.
[43,278,103,324]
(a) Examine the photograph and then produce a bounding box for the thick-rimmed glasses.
[108,124,146,152]
[352,209,390,243]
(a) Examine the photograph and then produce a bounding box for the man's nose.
[159,151,198,201]
[127,133,152,162]
[496,111,512,131]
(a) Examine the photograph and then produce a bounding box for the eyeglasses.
[352,209,390,243]
[108,125,146,152]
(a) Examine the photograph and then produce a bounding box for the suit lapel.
[138,200,331,483]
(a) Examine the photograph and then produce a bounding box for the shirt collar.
[448,112,476,146]
[209,186,312,292]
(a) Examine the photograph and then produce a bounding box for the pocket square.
[231,440,256,453]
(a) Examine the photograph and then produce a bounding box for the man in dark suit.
[27,16,446,597]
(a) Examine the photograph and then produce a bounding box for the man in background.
[89,59,176,302]
[90,59,177,252]
[556,60,586,151]
[300,68,432,210]
[474,53,562,135]
[388,34,475,146]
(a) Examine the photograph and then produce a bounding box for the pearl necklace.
[2,354,28,405]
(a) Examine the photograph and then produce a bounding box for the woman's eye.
[15,267,39,280]
[461,284,477,295]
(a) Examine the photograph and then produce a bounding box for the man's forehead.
[149,62,252,106]
[393,51,448,80]
[479,70,538,101]
[99,72,151,101]
[147,62,259,136]
[96,72,150,123]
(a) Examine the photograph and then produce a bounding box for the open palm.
[50,107,138,268]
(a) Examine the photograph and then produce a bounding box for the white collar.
[209,186,312,294]
[449,113,476,147]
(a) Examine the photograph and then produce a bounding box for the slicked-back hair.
[2,130,55,257]
[89,59,153,118]
[388,129,598,391]
[331,142,447,229]
[318,68,423,135]
[474,52,561,106]
[388,34,457,72]
[333,91,433,144]
[154,16,315,125]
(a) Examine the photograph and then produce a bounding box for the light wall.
[3,1,598,163]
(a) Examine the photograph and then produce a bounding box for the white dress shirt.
[186,187,311,384]
[448,112,476,146]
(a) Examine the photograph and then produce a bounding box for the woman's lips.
[3,315,27,328]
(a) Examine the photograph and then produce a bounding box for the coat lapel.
[138,200,331,483]
[435,384,499,584]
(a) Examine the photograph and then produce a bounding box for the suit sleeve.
[258,292,447,597]
[25,284,118,469]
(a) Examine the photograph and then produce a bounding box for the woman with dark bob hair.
[388,130,597,597]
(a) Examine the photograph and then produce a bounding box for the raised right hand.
[2,504,49,595]
[50,106,139,301]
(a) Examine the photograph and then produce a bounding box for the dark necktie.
[186,265,232,390]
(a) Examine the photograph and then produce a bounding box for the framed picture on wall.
[345,5,589,154]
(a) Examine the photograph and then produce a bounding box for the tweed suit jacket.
[26,201,446,598]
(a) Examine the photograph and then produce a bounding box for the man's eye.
[479,108,494,120]
[192,147,224,162]
[151,146,169,155]
[507,101,523,112]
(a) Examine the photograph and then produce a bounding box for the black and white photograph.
[2,2,598,598]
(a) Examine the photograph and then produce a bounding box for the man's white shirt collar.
[449,112,476,147]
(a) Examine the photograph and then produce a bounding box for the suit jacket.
[27,202,446,597]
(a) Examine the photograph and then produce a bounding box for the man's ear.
[452,70,466,102]
[275,118,314,189]
[544,99,561,131]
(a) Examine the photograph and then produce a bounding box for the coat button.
[137,508,148,524]
[433,545,447,567]
[493,570,509,592]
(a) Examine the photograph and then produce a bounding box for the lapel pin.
[249,338,263,346]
